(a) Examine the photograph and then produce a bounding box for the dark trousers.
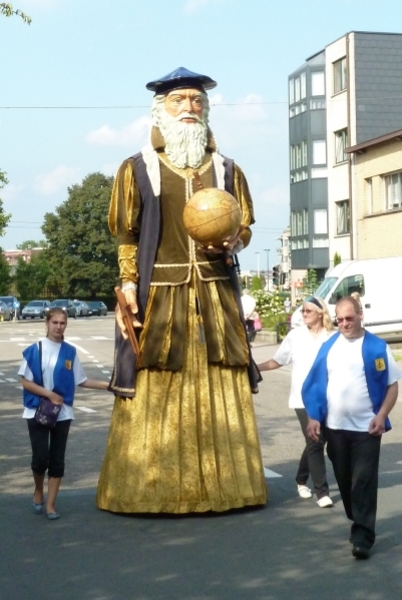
[295,408,329,499]
[27,418,71,478]
[325,427,381,549]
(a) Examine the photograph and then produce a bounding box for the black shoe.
[352,545,370,559]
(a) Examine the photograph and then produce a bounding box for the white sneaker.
[297,484,312,499]
[317,495,334,508]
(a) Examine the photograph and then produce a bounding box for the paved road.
[0,318,401,600]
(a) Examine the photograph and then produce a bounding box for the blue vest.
[22,341,77,408]
[302,331,391,431]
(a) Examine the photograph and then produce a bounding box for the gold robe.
[96,132,267,513]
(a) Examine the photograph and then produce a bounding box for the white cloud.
[210,93,267,122]
[85,115,150,148]
[1,183,26,202]
[101,162,121,177]
[35,166,80,195]
[183,0,213,14]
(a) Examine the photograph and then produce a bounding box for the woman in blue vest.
[19,307,109,520]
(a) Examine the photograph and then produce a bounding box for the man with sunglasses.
[302,296,401,559]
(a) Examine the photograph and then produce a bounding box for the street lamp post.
[255,252,260,278]
[264,248,270,292]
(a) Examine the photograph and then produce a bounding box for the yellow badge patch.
[65,360,72,370]
[375,358,386,371]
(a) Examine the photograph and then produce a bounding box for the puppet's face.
[164,88,204,123]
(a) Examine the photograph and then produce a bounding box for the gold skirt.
[96,283,267,514]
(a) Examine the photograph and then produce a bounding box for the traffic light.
[272,265,280,286]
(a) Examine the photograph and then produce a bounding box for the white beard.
[153,106,209,169]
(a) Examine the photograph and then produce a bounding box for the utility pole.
[255,252,260,278]
[264,248,270,292]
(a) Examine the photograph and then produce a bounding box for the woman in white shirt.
[19,307,109,520]
[258,296,335,508]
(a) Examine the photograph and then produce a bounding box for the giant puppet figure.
[96,68,267,514]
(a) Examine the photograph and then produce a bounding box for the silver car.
[0,300,12,322]
[73,300,89,317]
[22,300,51,319]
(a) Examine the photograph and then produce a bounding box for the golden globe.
[183,188,242,247]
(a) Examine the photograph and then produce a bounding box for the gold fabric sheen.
[97,277,267,513]
[98,134,267,513]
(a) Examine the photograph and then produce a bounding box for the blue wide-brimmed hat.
[146,67,217,94]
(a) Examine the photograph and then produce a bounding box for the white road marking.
[264,467,283,479]
[96,365,104,368]
[75,406,97,413]
[92,359,99,363]
[91,336,108,340]
[10,338,25,342]
[0,379,6,383]
[102,370,110,374]
[5,378,18,383]
[65,341,89,355]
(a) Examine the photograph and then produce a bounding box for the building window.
[333,57,347,93]
[311,71,325,96]
[291,212,297,236]
[314,209,328,235]
[301,140,308,166]
[383,171,402,210]
[290,141,308,172]
[289,78,294,104]
[366,178,373,215]
[295,77,301,102]
[310,99,326,110]
[300,72,306,99]
[312,140,326,165]
[336,200,350,234]
[297,213,303,236]
[335,129,348,164]
[312,237,329,248]
[303,209,308,235]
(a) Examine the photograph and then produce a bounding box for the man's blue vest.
[22,341,77,408]
[302,331,391,431]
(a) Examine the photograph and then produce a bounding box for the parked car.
[46,299,77,318]
[0,300,13,321]
[86,300,108,316]
[22,300,51,319]
[0,295,21,320]
[73,300,89,317]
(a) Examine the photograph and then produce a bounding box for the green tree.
[0,249,11,294]
[0,3,31,23]
[0,171,11,237]
[303,269,319,296]
[14,253,51,299]
[41,172,118,297]
[333,252,342,266]
[250,275,263,292]
[16,239,46,250]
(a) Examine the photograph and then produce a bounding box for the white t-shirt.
[273,326,334,409]
[241,293,256,320]
[19,338,87,421]
[326,334,402,431]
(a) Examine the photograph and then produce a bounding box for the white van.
[291,256,402,341]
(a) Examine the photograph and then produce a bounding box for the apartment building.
[346,129,402,259]
[289,31,402,284]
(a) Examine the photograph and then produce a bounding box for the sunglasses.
[336,315,357,324]
[301,308,316,314]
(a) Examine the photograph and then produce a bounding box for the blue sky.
[1,0,401,271]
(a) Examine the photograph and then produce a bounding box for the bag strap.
[38,341,44,387]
